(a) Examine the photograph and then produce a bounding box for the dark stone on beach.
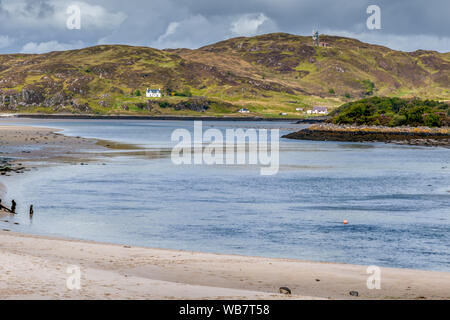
[279,287,291,295]
[349,291,359,297]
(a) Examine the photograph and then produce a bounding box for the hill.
[0,33,449,117]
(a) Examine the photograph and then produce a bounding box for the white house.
[238,108,250,113]
[146,88,162,98]
[311,106,328,115]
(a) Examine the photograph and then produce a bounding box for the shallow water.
[1,118,449,271]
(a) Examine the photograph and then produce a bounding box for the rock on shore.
[282,124,450,147]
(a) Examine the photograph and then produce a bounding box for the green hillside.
[0,33,448,117]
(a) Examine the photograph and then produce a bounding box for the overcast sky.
[0,0,448,54]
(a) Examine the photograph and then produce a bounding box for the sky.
[0,0,448,54]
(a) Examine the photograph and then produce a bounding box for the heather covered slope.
[0,33,448,117]
[192,33,449,98]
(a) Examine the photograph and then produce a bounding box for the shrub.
[361,79,375,96]
[423,113,442,127]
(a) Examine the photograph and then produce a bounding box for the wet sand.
[0,231,449,300]
[0,125,107,166]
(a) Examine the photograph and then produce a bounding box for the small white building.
[296,107,304,111]
[146,88,162,98]
[311,106,328,115]
[238,108,250,113]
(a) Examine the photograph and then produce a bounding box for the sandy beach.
[0,125,142,165]
[0,125,108,176]
[0,230,449,300]
[1,124,449,300]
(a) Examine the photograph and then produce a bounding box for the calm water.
[1,118,449,271]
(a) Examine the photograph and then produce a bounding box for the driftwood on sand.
[0,199,15,214]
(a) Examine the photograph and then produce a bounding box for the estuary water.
[1,118,449,271]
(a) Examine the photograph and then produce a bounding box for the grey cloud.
[0,0,448,53]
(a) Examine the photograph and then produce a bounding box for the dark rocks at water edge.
[0,159,26,175]
[282,124,450,147]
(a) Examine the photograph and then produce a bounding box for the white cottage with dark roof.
[146,88,162,98]
[312,106,328,114]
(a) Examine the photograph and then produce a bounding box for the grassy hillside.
[0,33,449,117]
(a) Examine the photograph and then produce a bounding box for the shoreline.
[1,230,449,300]
[283,123,450,147]
[4,113,327,123]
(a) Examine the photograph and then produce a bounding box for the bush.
[391,114,406,126]
[159,101,170,108]
[423,113,442,127]
[361,79,375,96]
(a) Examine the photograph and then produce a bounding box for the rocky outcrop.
[0,88,45,110]
[136,98,214,112]
[0,88,90,112]
[70,101,92,112]
[173,99,210,112]
[43,91,71,107]
[283,124,450,147]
